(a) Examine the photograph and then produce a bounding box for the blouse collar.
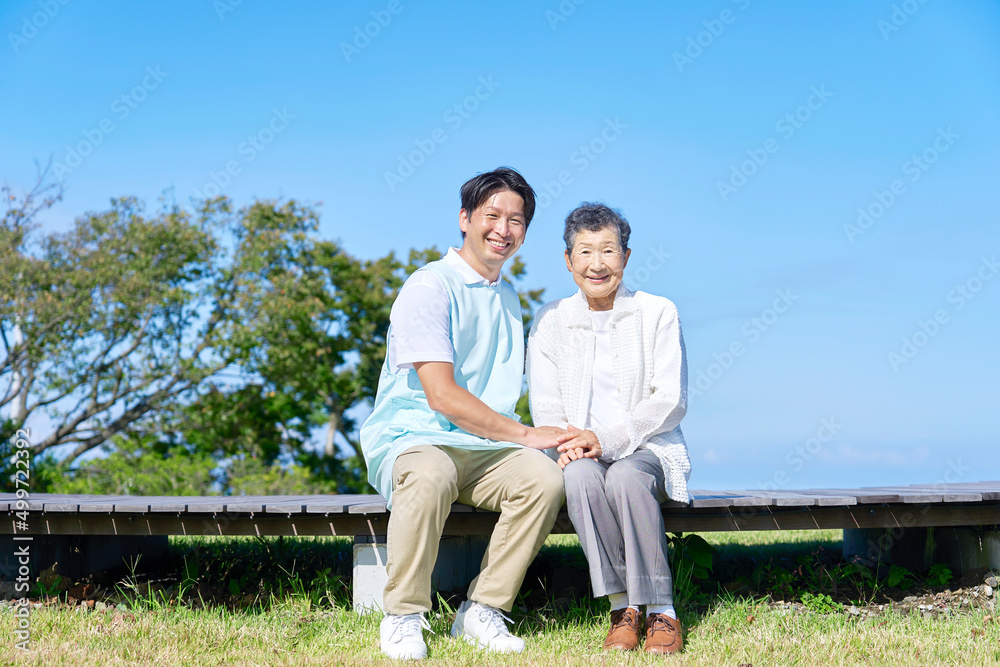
[563,283,637,328]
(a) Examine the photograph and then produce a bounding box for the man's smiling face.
[458,189,526,282]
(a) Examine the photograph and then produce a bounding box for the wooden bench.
[4,482,999,609]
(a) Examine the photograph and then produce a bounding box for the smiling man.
[360,167,569,660]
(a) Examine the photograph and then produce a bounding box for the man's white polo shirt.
[386,247,501,373]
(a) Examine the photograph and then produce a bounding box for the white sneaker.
[450,600,525,654]
[380,613,431,660]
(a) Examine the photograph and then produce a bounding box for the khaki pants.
[382,445,565,614]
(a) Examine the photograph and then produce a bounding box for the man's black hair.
[459,167,537,231]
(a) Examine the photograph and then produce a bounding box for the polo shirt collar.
[443,248,502,286]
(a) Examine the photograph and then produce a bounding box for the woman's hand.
[555,425,602,468]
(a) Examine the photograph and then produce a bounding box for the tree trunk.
[325,410,342,458]
[10,322,27,422]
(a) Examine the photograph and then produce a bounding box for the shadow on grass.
[162,535,356,610]
[65,529,930,626]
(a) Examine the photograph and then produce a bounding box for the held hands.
[523,425,574,451]
[556,425,602,469]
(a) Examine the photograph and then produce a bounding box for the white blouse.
[527,285,692,502]
[587,310,626,433]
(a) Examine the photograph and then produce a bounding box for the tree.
[0,177,395,469]
[2,173,221,460]
[39,434,217,496]
[1,164,63,432]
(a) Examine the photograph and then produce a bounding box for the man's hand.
[413,362,574,449]
[555,425,602,468]
[523,425,573,451]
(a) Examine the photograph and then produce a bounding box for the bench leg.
[430,535,489,594]
[0,535,169,597]
[935,527,1000,574]
[844,526,1000,575]
[351,534,490,613]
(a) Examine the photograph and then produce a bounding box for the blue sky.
[3,0,998,491]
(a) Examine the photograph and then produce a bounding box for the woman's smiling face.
[565,227,631,311]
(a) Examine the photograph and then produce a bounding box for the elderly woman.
[527,203,691,655]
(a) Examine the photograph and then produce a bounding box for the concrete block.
[351,534,490,612]
[352,537,388,613]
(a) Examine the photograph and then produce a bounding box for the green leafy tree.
[2,172,221,461]
[38,434,217,495]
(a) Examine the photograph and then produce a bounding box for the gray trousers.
[563,448,674,606]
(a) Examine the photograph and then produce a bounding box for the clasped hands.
[528,424,601,469]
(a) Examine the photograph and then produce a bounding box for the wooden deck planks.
[4,482,998,530]
[856,486,980,504]
[779,489,859,506]
[6,502,998,537]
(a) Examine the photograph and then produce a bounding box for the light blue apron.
[360,259,525,507]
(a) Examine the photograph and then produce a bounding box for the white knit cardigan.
[526,284,692,503]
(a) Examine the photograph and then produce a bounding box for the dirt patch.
[768,585,996,619]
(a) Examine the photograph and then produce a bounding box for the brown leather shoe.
[645,613,683,654]
[603,607,643,651]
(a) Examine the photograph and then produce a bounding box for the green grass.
[3,530,998,665]
[6,595,999,665]
[699,527,842,548]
